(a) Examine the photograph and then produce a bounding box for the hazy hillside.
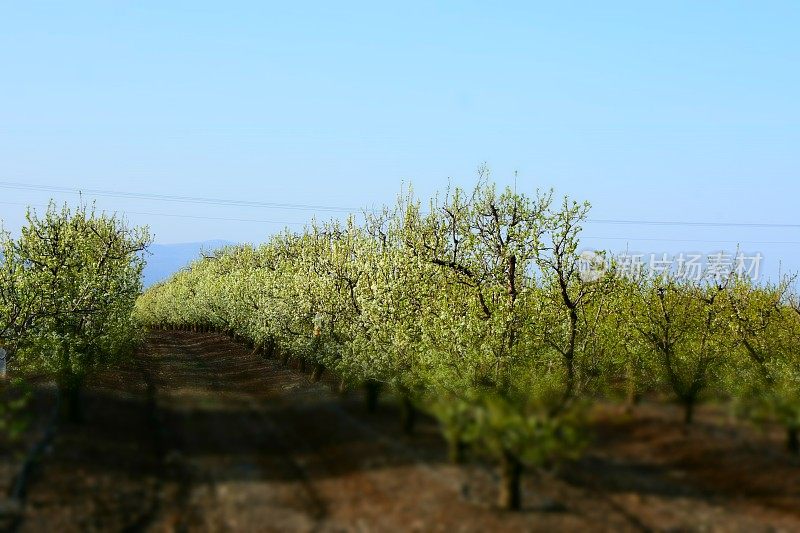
[142,240,235,287]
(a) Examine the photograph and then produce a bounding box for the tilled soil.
[10,331,800,532]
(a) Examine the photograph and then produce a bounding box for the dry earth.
[4,330,800,532]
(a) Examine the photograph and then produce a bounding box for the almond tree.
[0,227,34,438]
[0,226,32,354]
[338,200,444,428]
[9,203,150,422]
[627,273,732,425]
[404,180,598,510]
[728,277,800,453]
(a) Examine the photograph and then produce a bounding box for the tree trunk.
[625,371,640,413]
[338,379,348,396]
[788,426,799,455]
[299,359,306,373]
[364,380,381,413]
[400,395,416,435]
[58,381,83,424]
[448,437,466,464]
[498,450,523,511]
[683,399,694,425]
[311,363,325,382]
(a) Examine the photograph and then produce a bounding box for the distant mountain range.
[142,240,236,288]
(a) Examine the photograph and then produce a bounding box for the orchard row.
[135,183,800,510]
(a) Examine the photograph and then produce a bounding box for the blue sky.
[1,2,798,279]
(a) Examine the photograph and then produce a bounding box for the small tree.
[404,178,601,510]
[728,277,800,454]
[599,273,654,410]
[627,273,731,425]
[0,226,34,353]
[8,203,150,422]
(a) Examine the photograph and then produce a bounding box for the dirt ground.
[5,330,800,532]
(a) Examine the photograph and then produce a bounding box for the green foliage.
[134,175,800,504]
[620,271,734,423]
[134,178,614,508]
[1,202,150,422]
[727,278,800,442]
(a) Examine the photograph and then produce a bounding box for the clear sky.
[1,2,798,279]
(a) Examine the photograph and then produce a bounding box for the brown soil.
[8,330,800,532]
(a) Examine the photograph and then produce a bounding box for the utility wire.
[0,201,305,226]
[2,201,799,245]
[0,181,361,213]
[1,180,798,231]
[587,219,800,229]
[582,235,800,245]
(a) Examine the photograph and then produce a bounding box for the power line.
[126,210,306,226]
[1,180,798,230]
[582,235,800,245]
[2,201,798,246]
[587,218,800,229]
[0,201,305,226]
[0,181,361,213]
